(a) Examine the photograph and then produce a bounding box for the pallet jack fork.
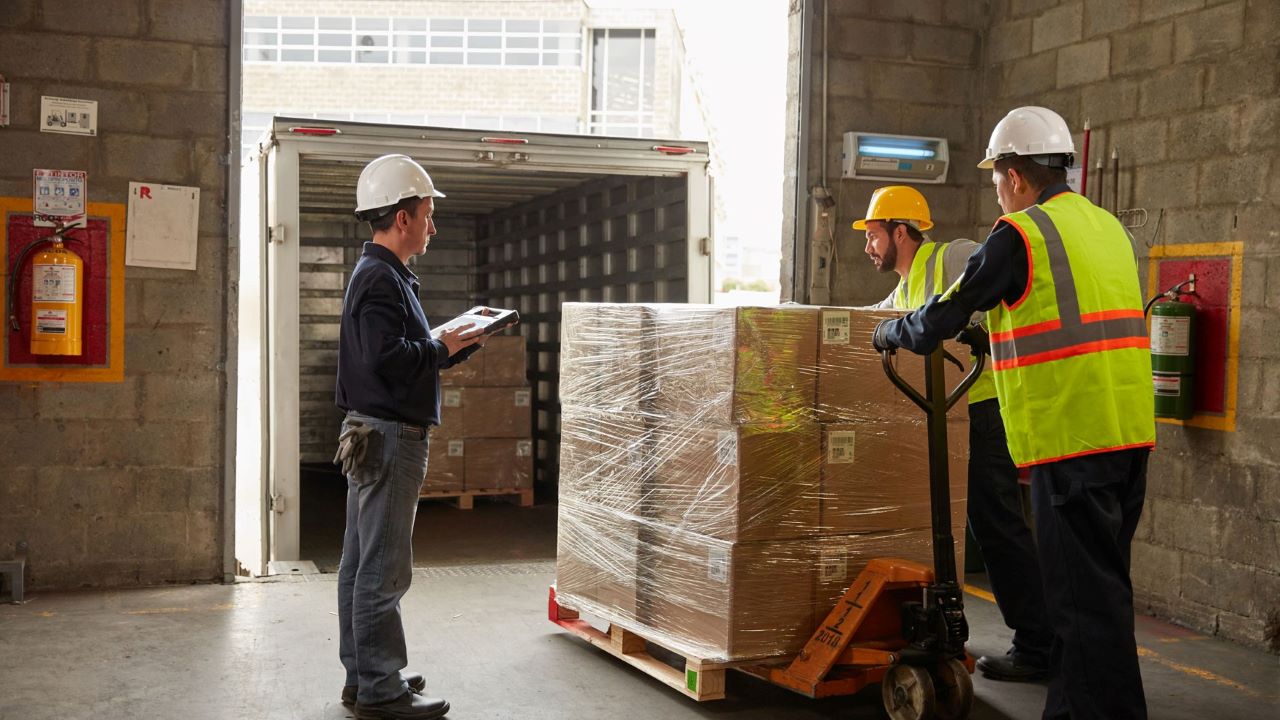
[739,340,986,720]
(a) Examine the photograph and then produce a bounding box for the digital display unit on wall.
[841,132,950,184]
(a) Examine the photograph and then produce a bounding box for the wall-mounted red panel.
[1155,257,1231,414]
[6,213,111,368]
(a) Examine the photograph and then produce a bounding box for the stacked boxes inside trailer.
[556,303,968,662]
[426,336,534,497]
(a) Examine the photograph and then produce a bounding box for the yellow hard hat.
[851,185,934,231]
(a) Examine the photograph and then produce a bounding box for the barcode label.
[516,440,532,457]
[822,310,851,345]
[707,547,729,583]
[716,431,738,466]
[443,390,462,407]
[447,440,465,457]
[827,430,856,464]
[514,389,531,407]
[819,548,847,583]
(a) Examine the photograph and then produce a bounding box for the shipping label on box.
[822,310,851,345]
[827,430,855,464]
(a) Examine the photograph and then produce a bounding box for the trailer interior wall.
[787,0,1280,653]
[295,163,689,486]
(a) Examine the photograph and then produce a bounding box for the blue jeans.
[337,412,429,705]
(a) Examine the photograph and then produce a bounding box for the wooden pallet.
[548,586,771,701]
[417,487,533,509]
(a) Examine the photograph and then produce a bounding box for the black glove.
[954,323,990,357]
[872,319,899,352]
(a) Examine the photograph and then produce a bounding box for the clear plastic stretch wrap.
[556,303,972,662]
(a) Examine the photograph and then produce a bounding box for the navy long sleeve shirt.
[878,184,1072,353]
[335,242,478,427]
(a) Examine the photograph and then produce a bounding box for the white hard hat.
[354,154,444,219]
[978,106,1075,169]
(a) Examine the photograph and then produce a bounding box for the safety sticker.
[818,548,847,583]
[1153,374,1182,397]
[33,168,87,228]
[443,389,462,407]
[35,309,67,335]
[822,310,851,345]
[1151,315,1191,356]
[707,546,729,584]
[514,389,531,407]
[827,430,856,464]
[516,440,532,457]
[33,264,77,303]
[447,440,465,457]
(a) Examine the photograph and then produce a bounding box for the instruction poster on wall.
[40,96,98,136]
[33,169,87,228]
[126,182,200,270]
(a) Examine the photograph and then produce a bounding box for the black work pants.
[1032,447,1149,720]
[968,399,1053,661]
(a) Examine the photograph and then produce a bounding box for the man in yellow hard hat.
[872,107,1154,719]
[855,185,1053,683]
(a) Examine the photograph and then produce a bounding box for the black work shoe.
[342,673,427,706]
[976,652,1049,682]
[354,692,449,720]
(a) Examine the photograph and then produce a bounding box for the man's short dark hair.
[368,195,424,234]
[994,154,1068,191]
[885,221,925,243]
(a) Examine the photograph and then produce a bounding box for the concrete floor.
[2,493,1277,720]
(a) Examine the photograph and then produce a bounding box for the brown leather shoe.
[354,692,449,720]
[342,673,426,706]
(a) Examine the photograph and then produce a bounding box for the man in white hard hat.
[856,186,1053,683]
[334,154,484,720]
[872,107,1154,719]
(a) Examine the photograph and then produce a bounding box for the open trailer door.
[258,119,710,564]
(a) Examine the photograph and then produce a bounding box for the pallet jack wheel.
[931,659,974,720]
[882,664,937,720]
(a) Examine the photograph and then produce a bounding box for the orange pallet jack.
[551,337,986,720]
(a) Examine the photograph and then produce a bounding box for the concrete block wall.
[795,0,988,306]
[979,0,1280,652]
[0,0,229,590]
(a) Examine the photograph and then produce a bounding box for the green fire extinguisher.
[1145,275,1197,420]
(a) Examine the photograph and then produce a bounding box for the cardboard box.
[555,506,642,622]
[464,438,533,490]
[460,386,533,438]
[819,419,968,535]
[440,353,482,386]
[816,307,974,424]
[482,335,527,386]
[433,387,466,438]
[559,404,650,515]
[649,421,822,542]
[423,437,466,493]
[813,526,966,622]
[652,305,818,426]
[640,525,817,661]
[560,302,655,412]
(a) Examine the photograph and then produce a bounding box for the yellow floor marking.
[965,584,1260,698]
[1137,647,1260,697]
[121,603,234,616]
[963,585,996,604]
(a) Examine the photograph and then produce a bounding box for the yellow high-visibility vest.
[893,241,998,404]
[987,191,1155,467]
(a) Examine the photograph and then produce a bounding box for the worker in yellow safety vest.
[872,106,1154,720]
[856,185,1053,683]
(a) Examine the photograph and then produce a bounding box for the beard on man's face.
[872,239,897,273]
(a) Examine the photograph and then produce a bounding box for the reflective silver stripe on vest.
[992,204,1146,364]
[992,316,1147,358]
[923,243,938,295]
